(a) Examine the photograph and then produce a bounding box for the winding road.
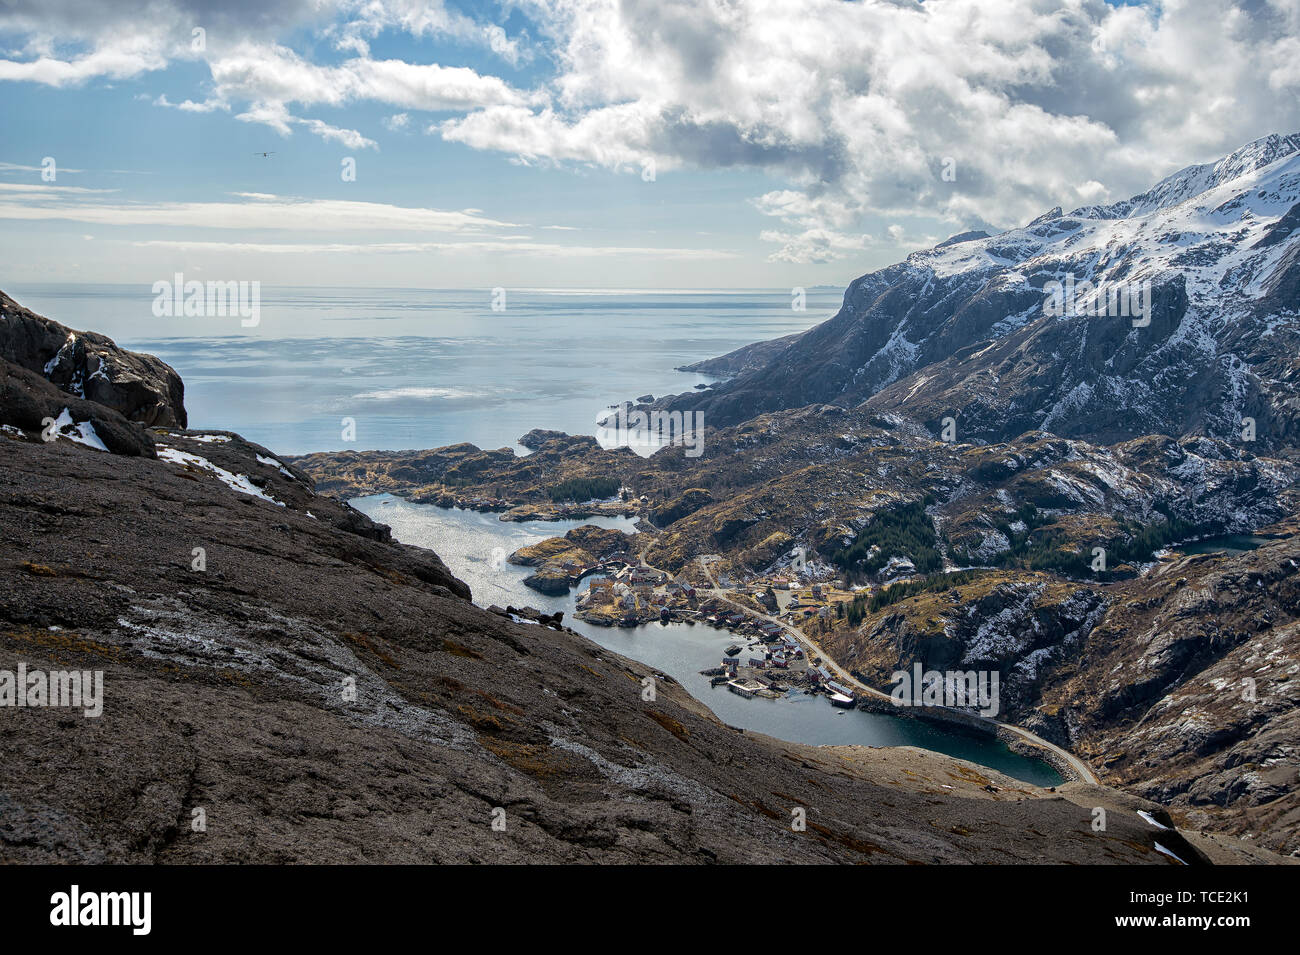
[685,555,1099,785]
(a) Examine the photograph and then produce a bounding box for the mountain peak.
[662,131,1300,452]
[935,229,992,249]
[1214,131,1300,181]
[1026,206,1063,228]
[1070,131,1300,221]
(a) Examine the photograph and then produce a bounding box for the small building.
[726,679,764,698]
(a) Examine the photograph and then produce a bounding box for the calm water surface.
[6,284,843,454]
[1173,534,1270,555]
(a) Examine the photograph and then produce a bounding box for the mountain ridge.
[658,132,1300,451]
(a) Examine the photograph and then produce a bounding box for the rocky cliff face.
[659,133,1300,451]
[0,290,186,429]
[817,526,1300,858]
[1036,537,1300,855]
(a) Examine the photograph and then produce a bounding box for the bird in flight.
[253,151,276,158]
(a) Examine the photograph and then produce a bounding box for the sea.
[9,282,1062,784]
[6,284,844,454]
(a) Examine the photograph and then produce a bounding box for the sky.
[0,0,1298,290]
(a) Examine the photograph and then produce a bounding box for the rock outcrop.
[0,290,187,428]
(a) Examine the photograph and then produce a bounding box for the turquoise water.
[5,284,842,455]
[354,494,1064,786]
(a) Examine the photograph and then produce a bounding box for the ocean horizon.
[6,283,843,455]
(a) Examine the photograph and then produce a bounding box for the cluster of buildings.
[710,634,815,699]
[574,564,682,626]
[722,575,866,625]
[447,494,514,511]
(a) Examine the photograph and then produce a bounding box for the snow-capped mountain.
[667,133,1300,449]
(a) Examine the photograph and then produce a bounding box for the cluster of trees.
[840,570,985,626]
[831,496,942,578]
[548,475,621,503]
[988,502,1206,577]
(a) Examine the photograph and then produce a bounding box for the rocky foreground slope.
[4,294,1260,864]
[814,534,1300,855]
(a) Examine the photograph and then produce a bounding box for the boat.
[724,644,742,657]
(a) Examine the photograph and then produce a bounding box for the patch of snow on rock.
[156,445,285,506]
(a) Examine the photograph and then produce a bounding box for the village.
[497,497,894,712]
[433,492,639,523]
[570,557,868,707]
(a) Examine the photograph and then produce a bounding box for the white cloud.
[131,238,737,259]
[0,3,536,149]
[0,182,116,195]
[438,103,656,169]
[207,44,538,146]
[329,0,532,67]
[758,228,874,266]
[230,97,377,149]
[297,116,377,151]
[155,94,229,113]
[0,192,521,232]
[435,0,1300,262]
[0,38,167,86]
[0,162,84,175]
[3,0,1299,268]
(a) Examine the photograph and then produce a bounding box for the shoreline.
[687,555,1097,784]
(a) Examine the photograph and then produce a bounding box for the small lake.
[1173,534,1270,556]
[353,494,1064,786]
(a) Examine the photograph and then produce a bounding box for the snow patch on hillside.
[156,445,285,506]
